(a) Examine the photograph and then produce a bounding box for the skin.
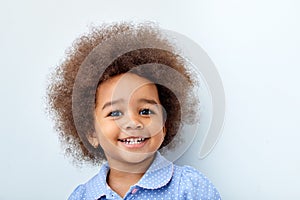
[89,73,166,197]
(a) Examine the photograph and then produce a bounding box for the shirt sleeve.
[68,184,86,200]
[178,166,221,200]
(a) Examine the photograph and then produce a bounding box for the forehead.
[96,73,159,104]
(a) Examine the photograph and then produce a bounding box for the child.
[47,22,221,199]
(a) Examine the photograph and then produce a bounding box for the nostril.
[136,124,143,129]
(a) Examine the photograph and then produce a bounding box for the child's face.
[91,73,166,166]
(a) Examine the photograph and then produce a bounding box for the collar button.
[131,188,138,194]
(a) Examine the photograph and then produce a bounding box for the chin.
[120,150,155,163]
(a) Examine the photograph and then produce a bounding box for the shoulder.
[67,167,108,200]
[68,184,87,200]
[173,165,221,199]
[67,174,103,200]
[68,163,109,200]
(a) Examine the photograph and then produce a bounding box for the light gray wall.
[0,0,299,199]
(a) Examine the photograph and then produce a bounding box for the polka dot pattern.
[68,152,221,200]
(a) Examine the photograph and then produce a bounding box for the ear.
[87,133,99,148]
[163,126,167,137]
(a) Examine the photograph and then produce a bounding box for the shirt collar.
[86,152,174,200]
[136,151,174,189]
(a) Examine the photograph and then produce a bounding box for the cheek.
[146,116,165,136]
[95,121,121,151]
[96,120,120,138]
[148,130,165,150]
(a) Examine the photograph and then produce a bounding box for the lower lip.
[118,139,148,149]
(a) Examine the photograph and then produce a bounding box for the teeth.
[120,138,146,145]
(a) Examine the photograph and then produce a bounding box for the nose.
[123,114,144,130]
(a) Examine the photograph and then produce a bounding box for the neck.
[106,168,144,198]
[106,153,156,198]
[107,167,145,185]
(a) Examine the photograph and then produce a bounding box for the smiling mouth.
[117,137,149,145]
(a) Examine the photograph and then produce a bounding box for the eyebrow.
[101,98,158,110]
[101,99,124,110]
[138,98,159,105]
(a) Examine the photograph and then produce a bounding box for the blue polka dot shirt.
[68,152,221,200]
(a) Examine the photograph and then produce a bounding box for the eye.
[108,110,123,117]
[139,108,155,116]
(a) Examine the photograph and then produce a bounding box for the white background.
[1,0,299,199]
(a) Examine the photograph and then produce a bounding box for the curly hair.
[47,22,199,165]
